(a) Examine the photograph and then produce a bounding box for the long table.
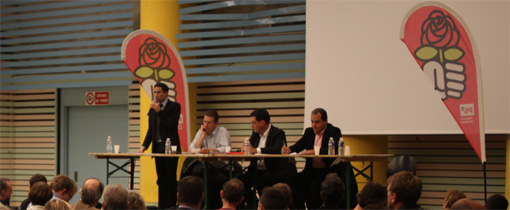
[89,152,393,208]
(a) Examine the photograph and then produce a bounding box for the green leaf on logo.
[415,46,438,60]
[444,47,464,61]
[158,69,174,80]
[134,66,154,79]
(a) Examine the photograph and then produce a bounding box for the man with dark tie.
[137,83,181,209]
[244,109,297,203]
[282,108,342,209]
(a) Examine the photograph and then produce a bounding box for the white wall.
[306,0,509,135]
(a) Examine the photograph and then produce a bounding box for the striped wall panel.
[388,135,507,209]
[0,0,137,91]
[195,78,306,170]
[0,89,57,207]
[128,83,141,190]
[177,0,306,83]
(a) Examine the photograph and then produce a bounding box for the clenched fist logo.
[415,10,466,100]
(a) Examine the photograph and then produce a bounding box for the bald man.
[71,178,104,210]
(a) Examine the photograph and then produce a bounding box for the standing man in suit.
[282,108,341,209]
[137,83,181,209]
[245,109,297,197]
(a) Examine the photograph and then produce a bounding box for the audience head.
[450,198,483,210]
[29,174,48,188]
[320,173,345,208]
[443,189,466,210]
[387,171,422,210]
[80,178,104,206]
[311,108,328,134]
[221,178,244,207]
[43,199,71,210]
[273,183,293,208]
[29,182,53,206]
[259,187,286,210]
[250,109,270,133]
[128,191,146,210]
[357,181,387,209]
[177,176,204,208]
[486,194,508,210]
[102,184,129,210]
[0,178,12,202]
[50,175,77,202]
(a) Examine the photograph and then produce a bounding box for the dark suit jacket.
[289,123,342,171]
[249,125,297,180]
[142,99,181,153]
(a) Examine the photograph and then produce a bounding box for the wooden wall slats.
[389,135,506,209]
[127,83,141,190]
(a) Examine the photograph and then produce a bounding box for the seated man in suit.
[242,109,297,208]
[282,108,346,209]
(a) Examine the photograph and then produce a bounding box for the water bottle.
[244,138,250,155]
[106,136,113,153]
[165,138,171,154]
[328,137,335,155]
[338,137,345,155]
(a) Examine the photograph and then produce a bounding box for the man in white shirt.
[187,110,231,209]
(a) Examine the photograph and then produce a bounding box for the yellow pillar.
[344,135,388,189]
[139,0,182,204]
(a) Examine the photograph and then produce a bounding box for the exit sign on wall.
[85,91,110,105]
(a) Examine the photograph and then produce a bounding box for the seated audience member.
[443,189,466,210]
[71,178,104,210]
[258,187,287,210]
[128,191,146,210]
[20,174,47,210]
[387,171,423,210]
[353,181,387,210]
[272,183,293,209]
[219,178,244,210]
[43,199,71,210]
[27,182,52,210]
[320,173,345,209]
[186,110,232,209]
[450,198,483,210]
[486,194,508,210]
[177,176,204,210]
[49,175,77,202]
[0,178,13,208]
[102,185,128,210]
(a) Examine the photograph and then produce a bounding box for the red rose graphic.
[139,37,171,69]
[420,10,460,48]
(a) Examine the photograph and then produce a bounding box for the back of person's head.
[29,174,47,188]
[450,198,483,210]
[204,109,220,123]
[487,194,508,210]
[28,182,52,206]
[0,178,10,192]
[320,173,345,208]
[50,175,76,194]
[273,183,293,208]
[250,109,270,123]
[259,187,287,210]
[80,178,104,206]
[222,178,244,205]
[43,199,71,210]
[177,176,204,206]
[102,184,128,210]
[444,189,466,209]
[128,191,146,210]
[387,171,422,206]
[357,181,387,209]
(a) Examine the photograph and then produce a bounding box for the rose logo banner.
[400,2,485,162]
[121,29,190,152]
